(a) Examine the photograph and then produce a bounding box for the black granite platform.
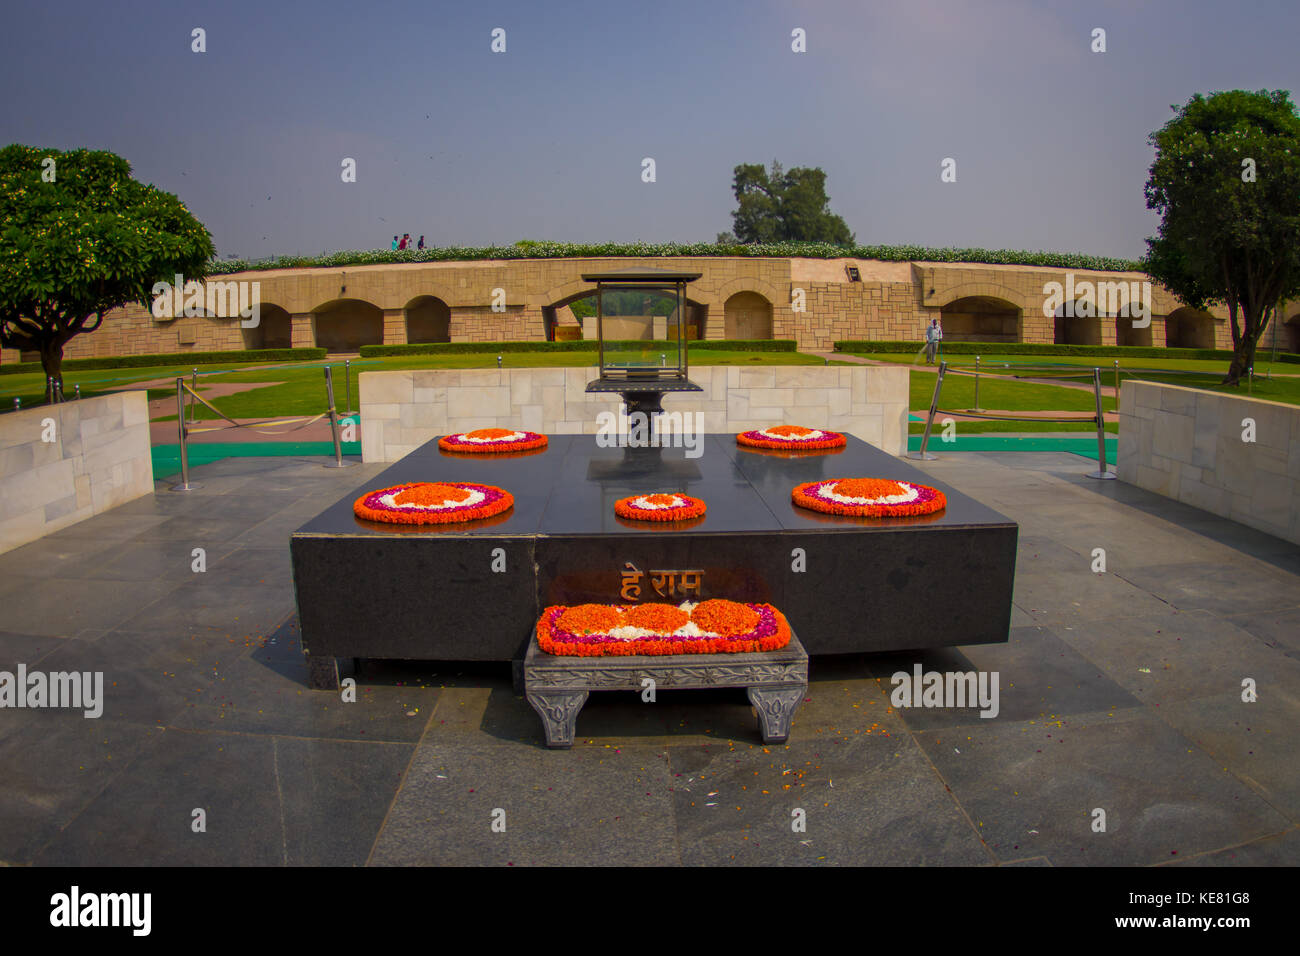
[290,435,1017,683]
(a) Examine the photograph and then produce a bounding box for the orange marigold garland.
[737,425,846,451]
[438,428,548,453]
[353,481,514,525]
[792,477,946,517]
[537,600,792,657]
[613,492,706,522]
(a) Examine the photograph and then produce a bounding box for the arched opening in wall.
[550,290,701,341]
[241,304,292,350]
[724,291,773,340]
[1165,307,1216,349]
[1054,303,1103,345]
[1279,311,1300,354]
[1115,312,1152,347]
[939,296,1021,343]
[312,298,383,353]
[405,296,450,344]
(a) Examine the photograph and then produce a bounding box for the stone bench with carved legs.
[523,630,808,749]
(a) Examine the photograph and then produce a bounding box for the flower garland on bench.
[537,599,791,656]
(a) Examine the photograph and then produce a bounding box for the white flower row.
[818,480,919,505]
[629,494,686,510]
[758,427,825,441]
[380,487,485,510]
[456,431,526,444]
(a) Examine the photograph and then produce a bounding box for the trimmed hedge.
[0,347,327,375]
[359,339,798,357]
[209,241,1144,276]
[834,341,1300,364]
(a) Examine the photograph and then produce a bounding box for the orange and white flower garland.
[353,481,514,525]
[792,477,946,517]
[737,425,846,450]
[613,492,706,521]
[537,599,791,656]
[438,428,548,453]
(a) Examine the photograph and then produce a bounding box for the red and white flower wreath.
[737,425,846,450]
[537,599,792,657]
[353,481,514,525]
[792,477,946,517]
[438,428,547,453]
[613,493,706,521]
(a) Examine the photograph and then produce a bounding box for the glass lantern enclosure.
[580,269,704,416]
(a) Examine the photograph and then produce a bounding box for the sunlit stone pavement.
[1,451,1297,866]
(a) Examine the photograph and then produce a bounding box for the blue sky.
[2,0,1297,260]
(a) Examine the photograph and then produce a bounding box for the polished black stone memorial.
[290,434,1017,687]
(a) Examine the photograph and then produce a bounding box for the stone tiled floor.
[1,451,1296,866]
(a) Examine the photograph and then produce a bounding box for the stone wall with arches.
[23,254,1253,362]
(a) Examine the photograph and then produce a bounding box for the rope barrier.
[933,409,1099,424]
[180,383,331,434]
[907,361,1116,479]
[169,368,356,490]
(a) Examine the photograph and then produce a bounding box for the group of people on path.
[390,234,424,251]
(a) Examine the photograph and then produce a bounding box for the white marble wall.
[360,365,909,462]
[0,391,154,554]
[1118,381,1300,544]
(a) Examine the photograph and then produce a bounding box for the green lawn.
[902,365,1114,413]
[845,352,1300,408]
[2,350,825,421]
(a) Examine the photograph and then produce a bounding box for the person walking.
[398,234,409,250]
[417,235,425,250]
[391,235,399,251]
[924,318,943,365]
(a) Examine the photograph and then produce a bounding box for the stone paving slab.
[0,450,1296,866]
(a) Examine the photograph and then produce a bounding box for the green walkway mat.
[152,441,361,479]
[151,432,1118,478]
[906,434,1118,461]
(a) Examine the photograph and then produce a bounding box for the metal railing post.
[170,377,199,491]
[1085,367,1116,480]
[190,368,199,423]
[906,361,947,460]
[53,378,63,403]
[1113,359,1120,402]
[12,397,19,411]
[973,355,981,412]
[74,384,80,400]
[323,366,353,468]
[1248,366,1254,394]
[344,358,352,415]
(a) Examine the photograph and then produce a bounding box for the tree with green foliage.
[1143,90,1300,385]
[728,161,854,245]
[0,145,214,400]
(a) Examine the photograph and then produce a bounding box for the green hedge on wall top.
[209,241,1144,276]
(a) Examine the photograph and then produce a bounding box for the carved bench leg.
[526,689,589,748]
[307,654,340,690]
[748,685,805,744]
